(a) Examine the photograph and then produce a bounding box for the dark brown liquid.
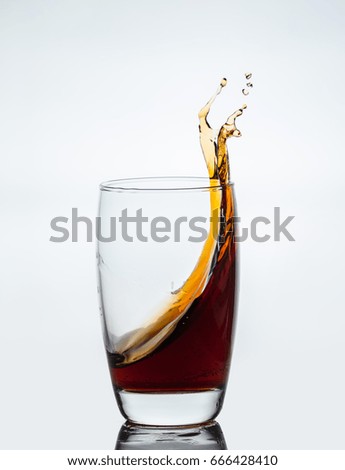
[107,217,237,392]
[107,78,245,392]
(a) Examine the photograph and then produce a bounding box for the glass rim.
[99,176,234,192]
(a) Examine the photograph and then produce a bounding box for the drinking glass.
[97,177,238,426]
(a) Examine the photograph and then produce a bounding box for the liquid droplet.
[242,89,249,96]
[246,82,253,88]
[245,72,252,80]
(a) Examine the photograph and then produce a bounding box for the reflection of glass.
[115,421,227,450]
[97,177,238,426]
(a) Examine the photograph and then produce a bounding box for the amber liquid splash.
[108,79,246,392]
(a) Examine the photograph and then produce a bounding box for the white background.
[0,0,344,449]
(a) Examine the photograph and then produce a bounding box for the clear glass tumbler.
[97,177,238,426]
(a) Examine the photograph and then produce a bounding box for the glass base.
[115,389,224,426]
[115,420,227,449]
